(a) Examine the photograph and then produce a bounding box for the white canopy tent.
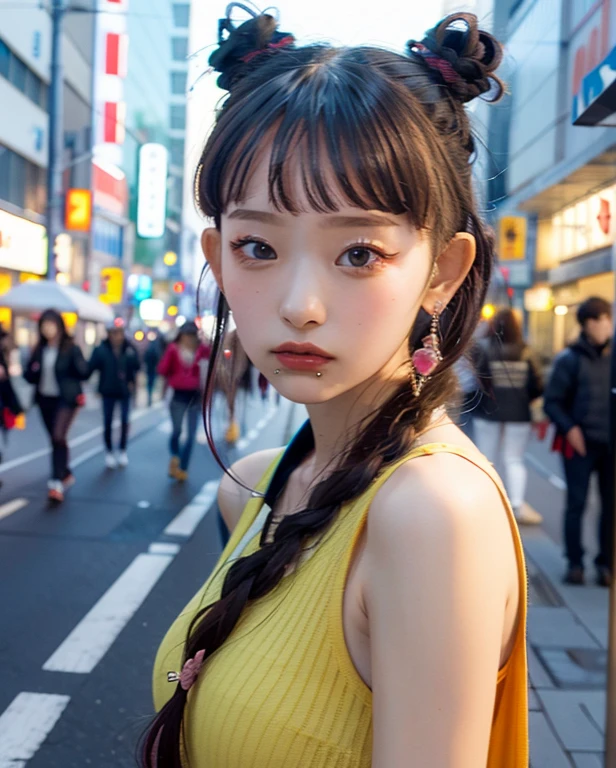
[0,281,114,324]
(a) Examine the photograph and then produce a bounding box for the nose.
[279,263,327,330]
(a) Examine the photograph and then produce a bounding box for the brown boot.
[168,456,180,478]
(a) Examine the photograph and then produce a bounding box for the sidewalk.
[522,436,608,767]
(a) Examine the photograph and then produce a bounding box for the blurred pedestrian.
[217,328,251,444]
[89,321,140,468]
[474,308,544,525]
[544,296,613,587]
[453,354,481,440]
[144,333,165,407]
[24,309,88,503]
[0,327,24,485]
[158,322,210,481]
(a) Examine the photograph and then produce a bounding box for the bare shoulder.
[217,448,283,533]
[365,449,516,589]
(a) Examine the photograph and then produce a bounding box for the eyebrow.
[226,209,399,227]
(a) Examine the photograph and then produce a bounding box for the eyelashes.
[229,236,399,272]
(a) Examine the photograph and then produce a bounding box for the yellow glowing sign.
[0,273,11,296]
[20,272,42,283]
[0,307,12,328]
[65,189,92,232]
[481,304,496,321]
[163,251,178,266]
[61,312,78,329]
[499,216,527,261]
[100,267,124,304]
[167,305,178,317]
[134,330,145,341]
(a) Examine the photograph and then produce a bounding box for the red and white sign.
[105,33,128,77]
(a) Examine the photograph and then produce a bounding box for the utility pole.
[46,0,67,281]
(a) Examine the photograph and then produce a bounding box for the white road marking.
[149,542,181,555]
[42,553,174,674]
[158,420,172,434]
[163,480,218,538]
[235,437,250,451]
[548,473,567,490]
[246,428,259,441]
[0,692,70,763]
[71,445,106,469]
[0,404,163,474]
[524,453,566,490]
[0,498,27,521]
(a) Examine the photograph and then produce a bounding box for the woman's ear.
[423,232,476,315]
[201,228,223,292]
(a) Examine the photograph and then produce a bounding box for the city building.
[496,0,616,359]
[0,1,95,346]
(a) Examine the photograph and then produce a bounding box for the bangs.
[198,47,453,234]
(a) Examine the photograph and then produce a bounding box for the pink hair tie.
[167,649,206,692]
[413,43,461,85]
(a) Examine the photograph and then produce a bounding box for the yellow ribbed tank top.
[153,443,529,767]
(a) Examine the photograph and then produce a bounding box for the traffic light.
[173,281,185,294]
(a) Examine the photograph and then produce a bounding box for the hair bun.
[209,9,294,91]
[407,12,504,104]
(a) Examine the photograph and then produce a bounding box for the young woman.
[474,308,544,526]
[145,9,528,768]
[158,322,210,481]
[25,309,88,502]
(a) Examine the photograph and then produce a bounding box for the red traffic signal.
[173,281,185,294]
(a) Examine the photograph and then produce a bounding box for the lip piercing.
[316,372,322,378]
[274,369,280,375]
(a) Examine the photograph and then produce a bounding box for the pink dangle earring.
[410,303,443,397]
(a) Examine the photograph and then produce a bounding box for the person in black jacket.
[24,309,89,503]
[474,308,544,525]
[544,296,613,587]
[0,326,24,486]
[89,322,140,468]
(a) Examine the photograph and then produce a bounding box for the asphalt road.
[0,386,300,768]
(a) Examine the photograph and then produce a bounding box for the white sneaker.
[105,452,117,469]
[117,451,129,468]
[515,505,543,526]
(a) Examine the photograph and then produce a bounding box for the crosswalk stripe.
[0,499,27,521]
[0,692,70,763]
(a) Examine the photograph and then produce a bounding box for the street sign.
[498,216,527,261]
[65,189,92,232]
[99,266,124,304]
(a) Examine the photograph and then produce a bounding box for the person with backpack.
[473,308,544,526]
[88,321,141,468]
[544,296,613,587]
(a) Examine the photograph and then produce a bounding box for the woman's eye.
[337,247,379,268]
[231,239,276,261]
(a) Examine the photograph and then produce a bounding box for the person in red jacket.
[158,322,210,481]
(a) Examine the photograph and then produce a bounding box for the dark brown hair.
[489,307,524,346]
[141,10,504,766]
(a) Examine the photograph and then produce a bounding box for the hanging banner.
[498,216,527,261]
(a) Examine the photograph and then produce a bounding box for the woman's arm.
[365,453,517,768]
[157,344,175,378]
[72,345,90,380]
[217,448,283,533]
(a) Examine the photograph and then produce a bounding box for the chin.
[270,378,342,406]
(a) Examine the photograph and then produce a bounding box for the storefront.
[524,183,616,359]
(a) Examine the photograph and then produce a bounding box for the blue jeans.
[103,396,130,452]
[169,391,200,471]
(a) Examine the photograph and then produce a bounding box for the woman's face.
[205,152,472,406]
[180,333,198,351]
[41,319,60,342]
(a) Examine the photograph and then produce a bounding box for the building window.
[173,4,190,28]
[171,71,187,95]
[172,37,188,61]
[0,144,46,215]
[10,54,27,92]
[170,138,184,167]
[0,40,9,79]
[0,37,48,110]
[170,104,186,130]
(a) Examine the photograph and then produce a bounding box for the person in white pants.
[474,308,544,525]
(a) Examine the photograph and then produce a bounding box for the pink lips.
[271,342,334,372]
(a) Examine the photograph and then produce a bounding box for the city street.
[0,385,299,768]
[0,391,609,767]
